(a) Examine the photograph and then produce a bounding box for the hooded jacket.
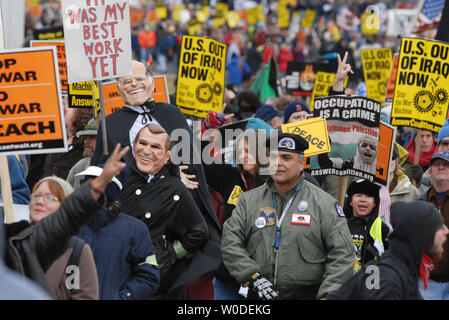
[79,210,160,300]
[328,200,436,299]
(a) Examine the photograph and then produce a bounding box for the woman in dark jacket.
[2,143,129,297]
[78,165,160,300]
[343,179,390,272]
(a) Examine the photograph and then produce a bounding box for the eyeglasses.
[440,140,449,146]
[30,193,59,203]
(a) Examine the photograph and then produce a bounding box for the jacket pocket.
[297,235,326,263]
[247,229,268,265]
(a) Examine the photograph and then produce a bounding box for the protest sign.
[391,37,449,132]
[278,0,290,29]
[68,80,100,109]
[384,53,399,103]
[62,0,132,83]
[176,35,226,118]
[374,121,395,186]
[281,117,331,157]
[301,9,316,28]
[30,40,68,92]
[0,47,67,155]
[310,95,382,183]
[310,71,348,108]
[361,48,392,103]
[33,26,64,40]
[285,61,333,96]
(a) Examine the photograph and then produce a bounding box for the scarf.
[419,253,435,290]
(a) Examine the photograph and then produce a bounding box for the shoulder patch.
[227,185,244,206]
[336,204,345,217]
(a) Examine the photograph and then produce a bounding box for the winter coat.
[0,222,51,300]
[222,174,354,299]
[0,155,30,204]
[3,183,104,296]
[78,210,160,300]
[328,200,436,300]
[390,172,420,203]
[405,139,438,171]
[91,102,222,276]
[45,237,99,300]
[66,157,92,189]
[342,198,390,272]
[118,165,210,295]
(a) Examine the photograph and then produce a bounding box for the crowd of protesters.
[1,0,449,301]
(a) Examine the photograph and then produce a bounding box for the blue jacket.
[226,55,251,86]
[0,156,30,205]
[78,210,160,300]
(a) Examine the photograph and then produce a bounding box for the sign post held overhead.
[62,0,133,156]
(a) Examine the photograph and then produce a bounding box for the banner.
[391,37,449,132]
[102,75,170,116]
[281,117,331,157]
[361,48,392,103]
[386,9,417,37]
[30,40,68,92]
[0,47,67,155]
[310,71,348,108]
[310,96,381,183]
[176,35,226,118]
[62,0,132,83]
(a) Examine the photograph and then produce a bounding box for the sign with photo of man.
[310,95,383,184]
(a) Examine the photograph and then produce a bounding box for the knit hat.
[255,104,283,122]
[40,176,74,198]
[438,118,449,146]
[424,206,445,251]
[283,100,310,124]
[346,179,380,204]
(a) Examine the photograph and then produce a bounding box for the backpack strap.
[67,236,85,268]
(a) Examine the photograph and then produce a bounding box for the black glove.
[248,273,280,300]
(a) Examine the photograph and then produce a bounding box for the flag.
[250,54,278,103]
[336,6,361,32]
[413,0,445,33]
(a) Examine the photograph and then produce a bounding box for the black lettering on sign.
[0,103,41,115]
[0,121,55,137]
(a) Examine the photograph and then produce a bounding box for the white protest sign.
[61,0,132,84]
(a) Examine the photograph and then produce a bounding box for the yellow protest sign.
[281,117,331,156]
[176,36,227,118]
[301,9,316,28]
[391,37,449,132]
[361,12,380,35]
[278,7,290,29]
[155,2,167,19]
[68,81,100,110]
[227,11,240,28]
[361,48,392,103]
[310,72,348,109]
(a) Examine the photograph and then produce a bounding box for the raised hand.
[333,51,354,92]
[90,143,130,197]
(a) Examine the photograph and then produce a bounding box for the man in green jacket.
[221,131,354,300]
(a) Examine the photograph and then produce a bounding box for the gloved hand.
[248,273,280,300]
[201,111,227,133]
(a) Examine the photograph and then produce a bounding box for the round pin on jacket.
[298,200,308,212]
[255,217,266,229]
